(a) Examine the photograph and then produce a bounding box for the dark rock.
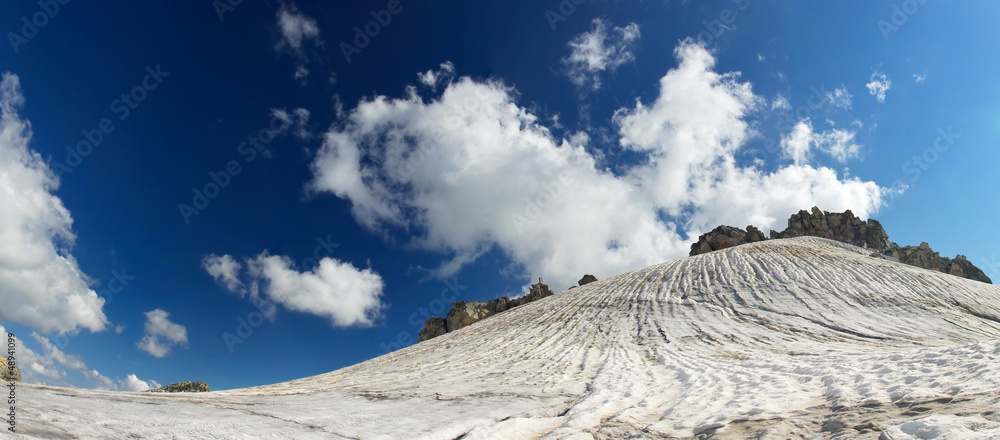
[691,206,991,284]
[419,277,556,342]
[689,225,767,256]
[417,317,447,342]
[892,244,993,284]
[773,207,891,252]
[146,381,210,393]
[578,274,598,286]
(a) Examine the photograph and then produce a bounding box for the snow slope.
[8,237,1000,439]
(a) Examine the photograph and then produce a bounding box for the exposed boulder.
[419,277,556,342]
[146,381,210,393]
[417,317,447,342]
[578,274,598,286]
[1,356,21,382]
[689,225,767,256]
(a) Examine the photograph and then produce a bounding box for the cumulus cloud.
[137,309,188,358]
[866,71,891,103]
[203,254,244,292]
[563,19,641,90]
[203,253,384,327]
[0,73,108,334]
[276,3,321,51]
[120,374,161,392]
[780,119,862,165]
[306,40,884,289]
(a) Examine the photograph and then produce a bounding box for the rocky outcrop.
[146,381,210,393]
[771,207,892,252]
[892,243,993,284]
[419,277,557,342]
[417,317,447,342]
[578,274,598,286]
[690,207,991,284]
[1,356,21,382]
[689,225,767,256]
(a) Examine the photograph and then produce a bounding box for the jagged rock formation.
[1,356,21,382]
[419,277,557,342]
[146,381,210,393]
[690,207,991,284]
[770,207,892,252]
[893,243,993,284]
[578,274,598,286]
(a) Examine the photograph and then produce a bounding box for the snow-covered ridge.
[11,237,1000,439]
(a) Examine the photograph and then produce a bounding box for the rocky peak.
[578,274,598,286]
[690,207,991,284]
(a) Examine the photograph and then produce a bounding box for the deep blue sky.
[1,1,998,391]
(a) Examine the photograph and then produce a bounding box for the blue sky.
[0,1,998,391]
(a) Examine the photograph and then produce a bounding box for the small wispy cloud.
[137,309,188,358]
[866,71,891,103]
[913,73,927,84]
[563,19,641,90]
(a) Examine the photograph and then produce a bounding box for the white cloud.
[203,254,244,293]
[120,374,160,392]
[294,65,310,82]
[115,325,125,334]
[0,73,108,334]
[418,62,456,90]
[780,119,862,165]
[825,86,852,109]
[246,254,384,327]
[276,3,321,51]
[1,325,158,390]
[203,253,385,327]
[306,40,884,289]
[137,309,188,358]
[271,107,311,139]
[563,19,641,90]
[913,73,926,84]
[770,94,791,110]
[866,72,891,103]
